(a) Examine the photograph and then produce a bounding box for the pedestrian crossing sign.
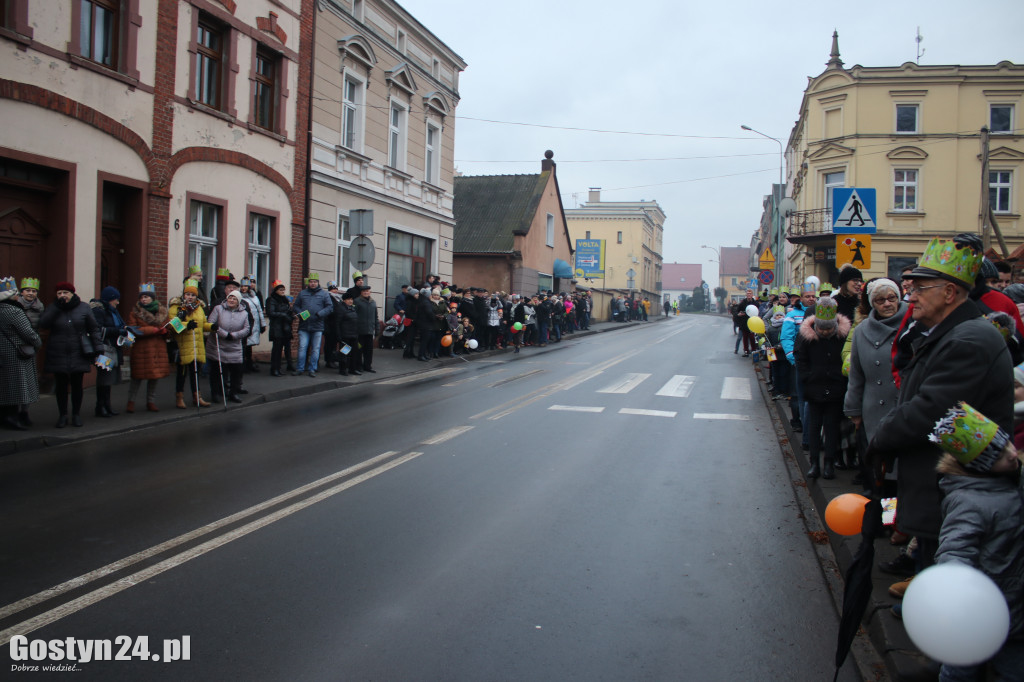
[836,235,871,268]
[832,188,876,234]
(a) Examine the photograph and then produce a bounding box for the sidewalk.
[1,316,666,456]
[750,358,936,682]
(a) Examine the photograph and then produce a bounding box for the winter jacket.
[126,301,171,380]
[0,300,41,406]
[265,293,293,341]
[793,314,851,403]
[90,299,126,368]
[393,292,408,316]
[780,301,813,364]
[430,299,448,332]
[936,455,1024,640]
[486,299,502,326]
[873,299,1013,540]
[293,285,333,332]
[39,295,101,374]
[168,298,211,365]
[354,295,378,336]
[206,302,251,364]
[334,301,358,340]
[241,290,265,347]
[14,295,43,331]
[843,303,906,440]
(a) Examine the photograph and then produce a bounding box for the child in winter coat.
[929,402,1023,681]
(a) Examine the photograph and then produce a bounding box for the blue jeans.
[296,330,322,372]
[941,638,1024,681]
[538,320,549,344]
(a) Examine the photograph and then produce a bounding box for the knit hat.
[139,283,156,298]
[19,277,40,291]
[813,296,838,331]
[55,281,75,294]
[930,402,1009,472]
[183,279,200,296]
[0,276,16,302]
[838,265,863,286]
[866,278,900,302]
[420,287,430,296]
[100,286,120,302]
[226,290,242,303]
[1004,283,1024,304]
[979,258,999,282]
[986,311,1016,342]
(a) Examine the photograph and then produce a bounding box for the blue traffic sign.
[832,188,877,234]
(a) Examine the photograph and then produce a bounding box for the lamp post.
[741,125,786,287]
[702,245,722,312]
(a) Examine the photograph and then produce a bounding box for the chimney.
[541,149,555,172]
[588,187,601,203]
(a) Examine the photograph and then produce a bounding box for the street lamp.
[741,124,786,287]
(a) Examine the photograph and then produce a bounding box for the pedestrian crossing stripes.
[597,373,651,394]
[619,408,676,418]
[720,377,752,400]
[693,413,751,421]
[655,375,697,398]
[549,405,605,413]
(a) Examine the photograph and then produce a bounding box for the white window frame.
[892,168,919,212]
[248,213,273,295]
[546,213,554,247]
[895,103,919,134]
[352,0,363,22]
[424,122,440,185]
[337,212,353,285]
[188,201,219,282]
[823,169,846,211]
[388,100,407,170]
[341,72,365,151]
[990,104,1014,135]
[990,170,1013,214]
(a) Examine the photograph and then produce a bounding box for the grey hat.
[420,288,431,296]
[979,258,999,282]
[1004,283,1024,304]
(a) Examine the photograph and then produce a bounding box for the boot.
[175,392,187,409]
[194,392,211,408]
[125,401,135,413]
[105,396,119,416]
[822,458,836,480]
[806,454,821,479]
[146,402,159,412]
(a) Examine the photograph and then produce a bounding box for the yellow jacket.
[168,298,212,364]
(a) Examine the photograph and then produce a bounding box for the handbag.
[1,324,35,359]
[80,331,95,357]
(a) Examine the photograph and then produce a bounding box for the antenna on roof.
[915,26,925,64]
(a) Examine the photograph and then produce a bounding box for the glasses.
[872,295,899,305]
[907,283,947,295]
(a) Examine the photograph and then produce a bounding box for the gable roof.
[662,263,703,290]
[453,173,551,253]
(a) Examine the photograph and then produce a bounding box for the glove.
[209,322,218,332]
[177,309,187,321]
[261,326,267,334]
[186,320,197,330]
[157,327,168,335]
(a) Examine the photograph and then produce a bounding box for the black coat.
[335,301,358,340]
[415,296,437,332]
[39,295,101,374]
[793,315,850,403]
[265,293,294,341]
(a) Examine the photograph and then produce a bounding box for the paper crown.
[820,283,835,293]
[216,267,230,279]
[772,305,786,315]
[916,237,983,286]
[19,277,40,290]
[929,402,1008,472]
[307,272,320,281]
[0,276,16,296]
[352,270,364,281]
[759,290,769,301]
[271,279,284,290]
[240,277,251,286]
[769,287,779,295]
[801,281,818,294]
[188,265,203,275]
[139,282,156,295]
[815,297,838,321]
[183,279,200,294]
[325,280,338,289]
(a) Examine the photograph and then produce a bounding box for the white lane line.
[655,375,697,398]
[0,450,403,623]
[693,413,751,421]
[549,405,605,413]
[421,425,474,445]
[652,323,695,344]
[619,408,677,418]
[721,377,752,400]
[597,373,651,394]
[379,368,459,384]
[0,451,424,644]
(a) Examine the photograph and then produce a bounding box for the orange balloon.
[825,493,870,536]
[440,334,452,347]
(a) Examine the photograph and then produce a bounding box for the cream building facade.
[785,34,1024,284]
[565,189,665,302]
[309,0,465,313]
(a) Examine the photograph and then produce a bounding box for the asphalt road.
[0,315,858,681]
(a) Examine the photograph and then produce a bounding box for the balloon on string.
[747,316,766,334]
[513,322,523,331]
[824,493,870,536]
[440,334,452,347]
[745,304,759,318]
[468,339,479,349]
[903,563,1010,666]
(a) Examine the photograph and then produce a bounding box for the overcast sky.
[398,0,1024,285]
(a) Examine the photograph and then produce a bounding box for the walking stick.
[190,324,200,416]
[214,331,227,411]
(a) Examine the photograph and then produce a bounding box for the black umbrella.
[833,497,883,681]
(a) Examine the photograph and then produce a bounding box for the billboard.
[574,239,606,279]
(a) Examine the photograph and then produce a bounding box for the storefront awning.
[553,258,573,279]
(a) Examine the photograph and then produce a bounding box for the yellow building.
[565,188,665,302]
[785,33,1024,283]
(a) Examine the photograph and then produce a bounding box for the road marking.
[720,377,752,400]
[597,373,651,394]
[652,323,695,344]
[693,413,750,421]
[487,368,545,387]
[0,451,423,644]
[619,408,676,418]
[549,405,605,413]
[442,367,507,386]
[379,368,459,384]
[421,425,474,445]
[655,375,697,398]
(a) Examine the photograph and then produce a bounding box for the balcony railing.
[787,208,832,241]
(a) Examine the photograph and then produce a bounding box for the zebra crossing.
[548,374,753,420]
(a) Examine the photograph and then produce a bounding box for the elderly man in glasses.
[871,233,1013,574]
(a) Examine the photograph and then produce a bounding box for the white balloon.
[903,563,1010,666]
[468,339,479,349]
[745,305,759,318]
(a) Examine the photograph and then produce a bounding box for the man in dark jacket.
[354,285,378,372]
[402,288,420,359]
[335,290,360,375]
[873,234,1013,569]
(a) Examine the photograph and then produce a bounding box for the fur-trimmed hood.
[798,313,851,341]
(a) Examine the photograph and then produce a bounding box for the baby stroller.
[380,314,404,349]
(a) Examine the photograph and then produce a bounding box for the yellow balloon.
[747,316,766,334]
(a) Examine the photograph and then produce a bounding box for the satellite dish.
[778,198,797,217]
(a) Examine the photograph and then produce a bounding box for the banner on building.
[574,239,606,278]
